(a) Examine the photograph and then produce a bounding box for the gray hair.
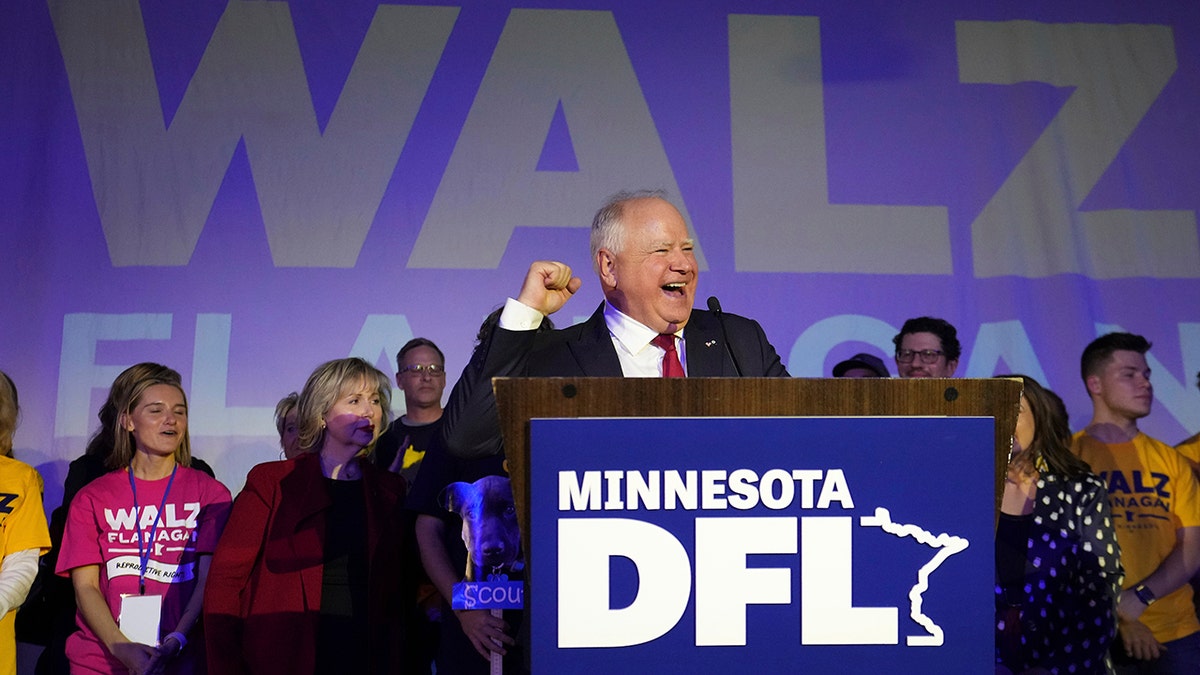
[590,188,668,273]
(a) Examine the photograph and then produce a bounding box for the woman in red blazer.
[204,358,412,674]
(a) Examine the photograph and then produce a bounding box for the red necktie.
[652,334,685,378]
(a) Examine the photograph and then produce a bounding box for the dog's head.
[441,475,522,580]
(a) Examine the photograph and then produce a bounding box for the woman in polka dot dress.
[996,374,1124,674]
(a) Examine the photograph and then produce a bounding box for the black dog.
[442,475,523,582]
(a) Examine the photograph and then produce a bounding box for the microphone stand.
[707,296,744,377]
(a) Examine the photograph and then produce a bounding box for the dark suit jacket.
[442,302,788,458]
[203,453,410,675]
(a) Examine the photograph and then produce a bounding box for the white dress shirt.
[498,298,686,376]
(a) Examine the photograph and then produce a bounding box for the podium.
[494,377,1020,672]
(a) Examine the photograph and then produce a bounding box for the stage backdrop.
[2,0,1198,505]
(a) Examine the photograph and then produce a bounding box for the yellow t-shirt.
[1175,433,1200,469]
[0,455,51,675]
[1073,431,1200,644]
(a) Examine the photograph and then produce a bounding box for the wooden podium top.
[494,376,1022,543]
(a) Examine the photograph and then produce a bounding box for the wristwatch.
[1133,584,1157,606]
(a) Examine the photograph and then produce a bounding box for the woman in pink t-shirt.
[57,367,231,675]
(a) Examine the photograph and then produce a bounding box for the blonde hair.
[88,363,182,459]
[109,376,193,471]
[0,371,18,458]
[274,392,300,438]
[296,358,392,455]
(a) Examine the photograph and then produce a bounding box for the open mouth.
[661,282,687,296]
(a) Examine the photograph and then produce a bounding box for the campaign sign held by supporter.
[447,475,525,611]
[529,416,994,672]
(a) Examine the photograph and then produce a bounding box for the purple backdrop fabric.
[2,0,1198,506]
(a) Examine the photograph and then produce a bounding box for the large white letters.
[786,314,898,377]
[410,9,700,269]
[729,14,950,274]
[558,516,902,648]
[54,312,417,438]
[958,21,1198,278]
[801,516,898,645]
[55,313,172,436]
[695,517,797,646]
[963,320,1049,382]
[189,314,272,435]
[557,518,691,648]
[50,0,456,267]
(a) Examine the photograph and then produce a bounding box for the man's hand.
[455,608,515,660]
[516,261,581,316]
[1117,588,1147,623]
[1118,618,1165,661]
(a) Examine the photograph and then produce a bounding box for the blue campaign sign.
[452,580,525,611]
[529,416,996,673]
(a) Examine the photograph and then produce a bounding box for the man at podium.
[441,189,789,459]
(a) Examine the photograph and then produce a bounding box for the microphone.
[707,296,744,377]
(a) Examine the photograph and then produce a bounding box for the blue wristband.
[164,631,187,653]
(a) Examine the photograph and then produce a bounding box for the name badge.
[118,594,162,646]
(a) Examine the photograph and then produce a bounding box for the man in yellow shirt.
[1173,370,1200,477]
[1072,333,1200,673]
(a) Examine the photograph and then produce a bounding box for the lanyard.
[128,463,178,595]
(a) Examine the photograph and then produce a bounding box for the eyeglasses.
[399,363,445,376]
[895,349,945,364]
